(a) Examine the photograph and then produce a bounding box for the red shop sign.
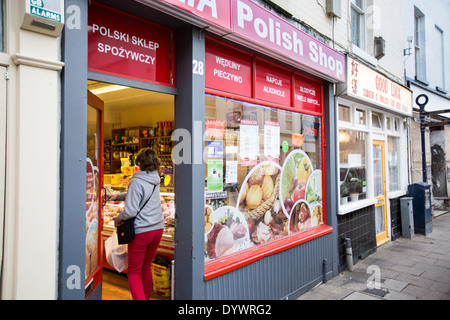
[255,60,291,107]
[205,41,252,97]
[294,75,322,114]
[88,2,175,86]
[158,0,231,30]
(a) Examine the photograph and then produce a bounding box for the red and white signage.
[159,0,231,30]
[255,60,291,107]
[347,58,412,116]
[232,0,345,83]
[294,75,322,113]
[154,0,346,83]
[205,41,252,97]
[88,2,174,86]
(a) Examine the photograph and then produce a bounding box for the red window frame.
[204,37,332,280]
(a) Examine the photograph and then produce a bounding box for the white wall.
[403,0,450,94]
[1,0,62,299]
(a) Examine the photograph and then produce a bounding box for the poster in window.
[207,159,224,192]
[239,119,259,166]
[264,121,280,163]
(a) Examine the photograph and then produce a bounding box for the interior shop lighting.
[90,84,129,95]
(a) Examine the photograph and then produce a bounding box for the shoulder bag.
[117,184,156,245]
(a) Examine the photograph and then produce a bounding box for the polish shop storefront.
[60,0,346,300]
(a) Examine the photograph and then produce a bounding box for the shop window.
[388,136,400,192]
[339,129,367,204]
[204,95,324,262]
[339,105,351,122]
[386,117,391,131]
[371,111,383,129]
[356,108,366,125]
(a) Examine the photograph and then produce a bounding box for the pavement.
[297,211,450,300]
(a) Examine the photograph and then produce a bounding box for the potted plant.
[340,184,349,205]
[348,172,361,202]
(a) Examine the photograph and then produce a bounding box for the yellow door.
[373,141,389,246]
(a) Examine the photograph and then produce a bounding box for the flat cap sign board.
[88,2,175,86]
[22,0,65,37]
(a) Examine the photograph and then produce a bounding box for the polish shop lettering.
[234,0,345,82]
[92,24,159,65]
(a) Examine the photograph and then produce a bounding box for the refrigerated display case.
[102,191,175,271]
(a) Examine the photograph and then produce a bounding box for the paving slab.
[381,279,408,292]
[343,292,382,300]
[297,213,450,300]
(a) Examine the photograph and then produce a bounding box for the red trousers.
[127,229,163,300]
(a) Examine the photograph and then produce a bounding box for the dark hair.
[135,148,161,173]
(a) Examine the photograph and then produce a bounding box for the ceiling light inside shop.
[90,84,128,95]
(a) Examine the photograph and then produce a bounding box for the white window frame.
[338,101,409,214]
[435,25,445,91]
[414,7,426,81]
[351,0,366,49]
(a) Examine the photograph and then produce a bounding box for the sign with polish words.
[255,60,291,107]
[294,75,322,113]
[154,0,345,83]
[88,2,174,86]
[205,41,252,97]
[231,0,345,83]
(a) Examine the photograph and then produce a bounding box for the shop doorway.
[373,140,389,246]
[0,66,6,286]
[85,91,105,298]
[87,81,175,300]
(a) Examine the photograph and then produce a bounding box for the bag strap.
[135,184,157,219]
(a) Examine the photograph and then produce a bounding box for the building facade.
[0,0,63,299]
[2,0,444,300]
[402,0,450,210]
[272,0,413,271]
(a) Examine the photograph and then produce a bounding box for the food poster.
[207,159,224,192]
[85,159,99,279]
[280,151,323,234]
[204,151,324,262]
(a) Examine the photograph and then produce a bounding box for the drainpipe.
[344,238,353,272]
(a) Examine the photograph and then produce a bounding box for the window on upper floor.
[434,25,446,92]
[414,7,426,82]
[351,0,366,48]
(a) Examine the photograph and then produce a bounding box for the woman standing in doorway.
[113,148,164,300]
